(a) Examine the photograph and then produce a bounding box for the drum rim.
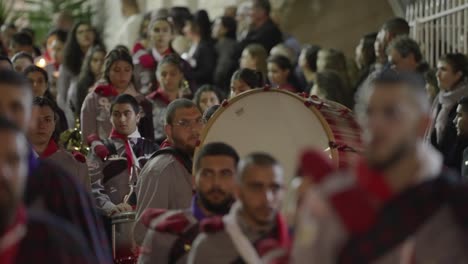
[196,88,339,168]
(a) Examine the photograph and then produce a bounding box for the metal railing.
[406,0,468,67]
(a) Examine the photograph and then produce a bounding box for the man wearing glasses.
[134,98,203,245]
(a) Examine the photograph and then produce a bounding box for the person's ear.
[135,112,141,124]
[164,124,172,140]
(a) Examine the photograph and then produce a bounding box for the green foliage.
[22,0,95,43]
[0,0,14,25]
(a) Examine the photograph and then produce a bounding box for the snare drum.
[112,211,137,264]
[197,89,363,183]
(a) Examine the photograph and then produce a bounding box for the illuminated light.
[35,57,47,68]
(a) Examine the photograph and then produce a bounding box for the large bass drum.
[197,89,363,183]
[112,211,137,264]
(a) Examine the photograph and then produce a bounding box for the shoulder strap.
[149,147,192,174]
[168,223,200,264]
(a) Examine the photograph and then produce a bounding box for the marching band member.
[138,142,238,264]
[134,99,203,245]
[292,69,468,263]
[27,96,89,189]
[188,153,290,264]
[87,94,158,216]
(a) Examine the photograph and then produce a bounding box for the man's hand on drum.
[110,203,133,215]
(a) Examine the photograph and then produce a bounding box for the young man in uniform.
[292,69,468,263]
[87,94,158,216]
[134,98,203,245]
[188,153,291,264]
[0,69,112,263]
[138,142,239,263]
[0,116,97,263]
[27,97,89,189]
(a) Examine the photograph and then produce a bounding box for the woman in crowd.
[310,70,348,107]
[70,45,106,116]
[44,29,68,98]
[212,15,237,95]
[24,65,68,135]
[429,53,468,171]
[354,32,377,90]
[11,51,33,72]
[146,54,186,144]
[193,84,222,114]
[240,43,268,83]
[133,16,176,94]
[298,45,321,93]
[58,21,102,128]
[230,68,264,97]
[267,54,300,93]
[81,48,153,142]
[182,10,217,87]
[316,48,353,104]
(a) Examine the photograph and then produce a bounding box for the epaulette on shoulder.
[141,208,167,228]
[155,212,190,235]
[200,216,224,234]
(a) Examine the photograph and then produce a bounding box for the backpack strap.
[149,147,192,174]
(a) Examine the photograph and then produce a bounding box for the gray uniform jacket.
[45,149,90,191]
[87,135,158,215]
[133,153,194,245]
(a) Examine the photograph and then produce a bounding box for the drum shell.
[112,212,137,264]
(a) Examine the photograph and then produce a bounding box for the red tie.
[109,129,134,173]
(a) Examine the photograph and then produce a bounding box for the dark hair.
[382,17,410,36]
[24,65,49,83]
[0,70,31,90]
[32,96,60,141]
[47,29,68,43]
[439,53,468,77]
[63,22,101,75]
[114,44,130,54]
[157,53,184,73]
[219,16,236,40]
[387,36,423,62]
[315,70,347,105]
[302,45,321,72]
[358,68,429,114]
[267,54,301,88]
[193,85,222,110]
[103,48,134,84]
[110,94,140,114]
[194,142,240,172]
[11,52,34,64]
[458,96,468,111]
[75,45,106,110]
[359,32,377,68]
[0,55,12,67]
[231,68,264,89]
[32,96,57,119]
[424,69,439,91]
[203,104,220,123]
[237,152,281,182]
[20,28,35,39]
[165,98,198,125]
[191,10,212,41]
[253,0,271,15]
[169,6,192,34]
[11,32,33,46]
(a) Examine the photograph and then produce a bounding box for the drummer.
[137,142,239,264]
[230,68,264,98]
[87,94,158,217]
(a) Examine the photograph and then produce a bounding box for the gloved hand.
[87,134,110,160]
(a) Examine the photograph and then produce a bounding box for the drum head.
[111,211,136,225]
[198,89,336,183]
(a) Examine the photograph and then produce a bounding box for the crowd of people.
[2,0,468,263]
